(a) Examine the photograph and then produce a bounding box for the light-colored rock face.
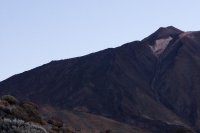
[149,36,173,56]
[179,31,195,38]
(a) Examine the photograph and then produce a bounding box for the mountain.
[0,26,200,133]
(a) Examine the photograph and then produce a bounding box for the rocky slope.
[0,95,150,133]
[0,26,199,132]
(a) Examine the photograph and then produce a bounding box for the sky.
[0,0,200,81]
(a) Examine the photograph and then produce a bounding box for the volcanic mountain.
[1,26,200,133]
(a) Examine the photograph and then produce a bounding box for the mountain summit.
[0,26,200,133]
[143,26,183,42]
[142,26,184,56]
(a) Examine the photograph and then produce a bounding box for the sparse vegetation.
[1,95,18,104]
[21,102,42,123]
[0,95,46,133]
[47,117,63,128]
[0,118,47,133]
[0,94,81,133]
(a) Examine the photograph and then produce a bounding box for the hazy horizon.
[1,0,200,81]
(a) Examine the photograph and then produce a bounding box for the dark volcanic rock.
[0,26,200,132]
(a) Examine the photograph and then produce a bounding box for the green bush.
[47,117,63,128]
[11,106,28,120]
[21,102,42,123]
[1,95,18,105]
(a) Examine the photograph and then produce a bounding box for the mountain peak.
[142,26,184,56]
[142,26,183,44]
[157,26,183,35]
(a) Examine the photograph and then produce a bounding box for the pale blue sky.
[0,0,200,81]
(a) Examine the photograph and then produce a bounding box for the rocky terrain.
[0,95,47,133]
[0,26,200,132]
[0,95,150,133]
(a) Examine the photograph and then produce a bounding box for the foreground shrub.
[11,106,28,120]
[0,118,47,133]
[21,102,42,123]
[47,117,63,128]
[1,95,18,105]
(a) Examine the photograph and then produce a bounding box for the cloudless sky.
[0,0,200,81]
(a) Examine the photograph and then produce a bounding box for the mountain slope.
[0,26,200,132]
[1,95,144,133]
[39,105,152,133]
